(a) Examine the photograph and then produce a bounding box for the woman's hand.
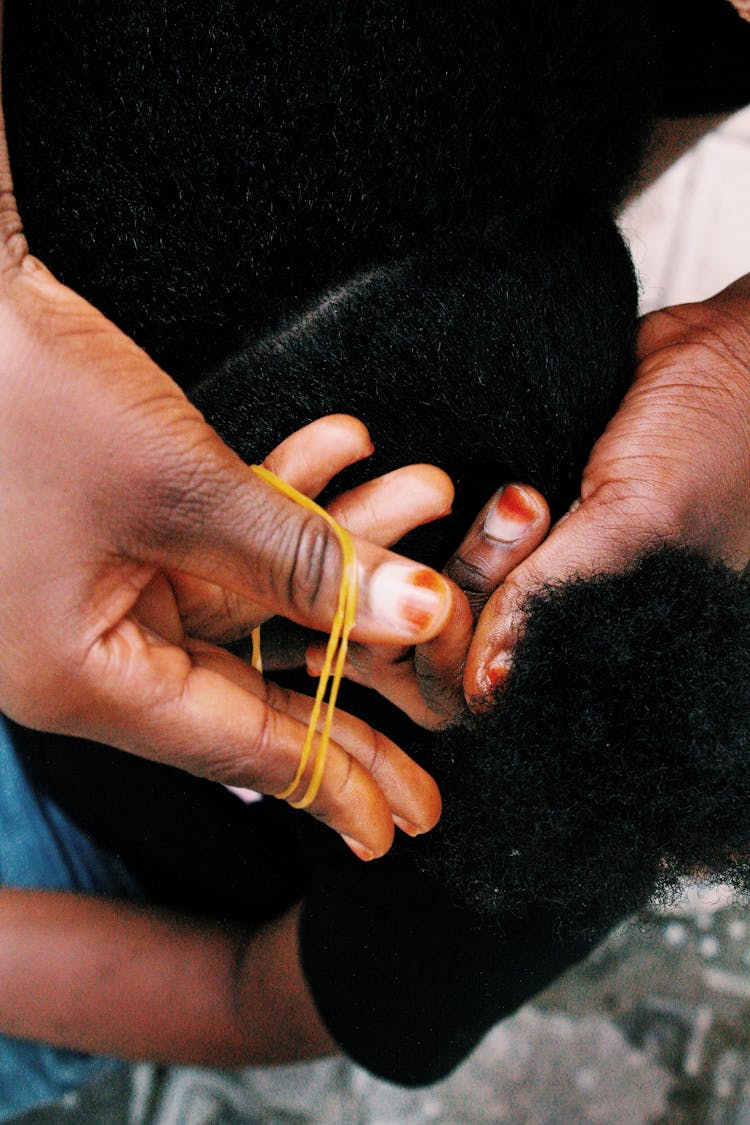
[0,179,457,858]
[463,274,750,708]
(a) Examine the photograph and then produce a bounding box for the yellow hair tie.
[249,464,358,809]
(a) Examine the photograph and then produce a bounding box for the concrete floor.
[13,106,750,1125]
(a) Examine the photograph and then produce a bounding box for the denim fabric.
[0,714,141,1122]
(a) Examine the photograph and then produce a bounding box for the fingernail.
[483,485,539,543]
[480,652,513,696]
[393,815,423,837]
[367,562,451,636]
[341,835,376,861]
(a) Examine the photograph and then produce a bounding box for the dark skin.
[462,108,750,709]
[0,416,545,1063]
[0,892,335,1066]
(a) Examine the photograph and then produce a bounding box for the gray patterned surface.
[14,886,750,1124]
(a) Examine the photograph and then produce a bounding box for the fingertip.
[393,815,422,837]
[385,742,443,834]
[464,648,513,713]
[353,812,396,860]
[341,835,378,861]
[360,557,454,643]
[305,644,326,677]
[522,484,551,536]
[408,463,456,514]
[321,414,375,459]
[262,414,374,493]
[483,483,549,544]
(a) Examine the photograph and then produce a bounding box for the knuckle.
[414,650,462,719]
[445,553,497,600]
[278,513,339,621]
[233,703,276,788]
[586,481,690,547]
[361,728,387,780]
[0,191,27,273]
[248,697,274,761]
[263,680,292,712]
[329,748,357,806]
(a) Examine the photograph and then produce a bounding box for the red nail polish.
[409,569,447,593]
[484,653,512,693]
[400,570,450,632]
[484,485,539,542]
[369,563,450,635]
[499,484,538,522]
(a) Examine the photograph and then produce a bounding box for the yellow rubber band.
[249,464,358,809]
[250,626,263,675]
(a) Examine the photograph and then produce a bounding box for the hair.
[193,224,750,933]
[6,0,750,935]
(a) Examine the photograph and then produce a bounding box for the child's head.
[192,220,750,933]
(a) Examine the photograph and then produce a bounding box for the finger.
[173,462,454,641]
[412,581,475,725]
[307,486,549,729]
[263,414,374,497]
[408,485,548,724]
[167,414,377,641]
[306,639,444,729]
[444,484,550,618]
[327,465,454,546]
[307,579,474,731]
[462,490,655,710]
[75,619,440,860]
[133,417,454,646]
[187,641,441,835]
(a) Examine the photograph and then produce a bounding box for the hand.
[0,196,457,858]
[308,484,550,728]
[463,274,750,708]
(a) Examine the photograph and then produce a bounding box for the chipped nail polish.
[481,652,513,695]
[483,484,539,543]
[368,561,450,635]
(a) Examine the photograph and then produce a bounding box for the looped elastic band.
[249,464,358,809]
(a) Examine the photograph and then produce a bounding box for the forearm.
[0,888,336,1066]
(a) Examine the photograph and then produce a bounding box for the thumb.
[463,490,660,709]
[3,251,455,651]
[129,426,455,648]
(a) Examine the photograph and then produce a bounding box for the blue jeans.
[0,714,141,1122]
